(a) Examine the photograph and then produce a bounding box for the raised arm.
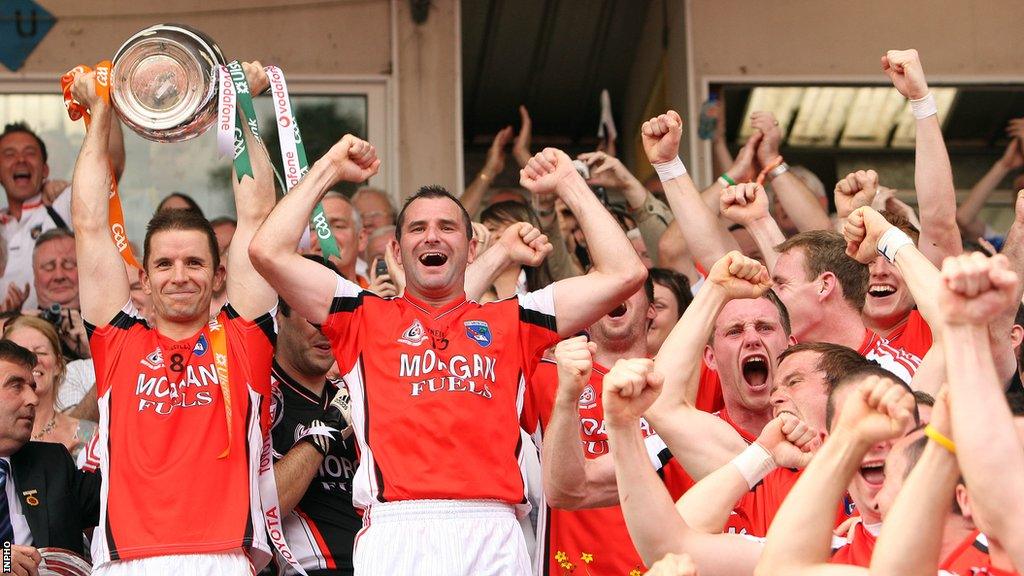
[868,390,958,576]
[751,111,831,232]
[519,148,646,337]
[249,135,379,324]
[755,376,914,576]
[957,131,1022,239]
[461,126,512,217]
[938,252,1024,569]
[643,110,739,270]
[720,183,786,271]
[646,252,771,480]
[226,63,277,320]
[676,414,816,534]
[541,336,620,509]
[68,71,129,326]
[604,358,763,575]
[834,170,879,223]
[463,222,551,301]
[882,49,961,264]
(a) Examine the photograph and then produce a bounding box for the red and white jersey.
[320,276,560,510]
[525,360,669,576]
[830,521,879,566]
[882,309,933,359]
[86,302,275,566]
[858,330,922,384]
[941,531,1021,576]
[695,362,726,414]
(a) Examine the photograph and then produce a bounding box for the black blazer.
[9,441,101,555]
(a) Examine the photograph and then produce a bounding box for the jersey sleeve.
[320,273,373,375]
[85,301,146,396]
[224,304,277,435]
[517,285,560,377]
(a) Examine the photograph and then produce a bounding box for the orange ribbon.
[60,61,142,269]
[208,314,233,459]
[756,155,784,187]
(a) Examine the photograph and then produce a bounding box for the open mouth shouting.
[12,169,32,184]
[858,459,885,488]
[867,283,898,300]
[741,353,770,391]
[418,252,449,267]
[607,302,628,319]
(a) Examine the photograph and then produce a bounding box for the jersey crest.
[464,320,492,347]
[398,319,428,347]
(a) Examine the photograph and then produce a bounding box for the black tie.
[0,460,15,544]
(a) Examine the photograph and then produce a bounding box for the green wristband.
[719,173,736,186]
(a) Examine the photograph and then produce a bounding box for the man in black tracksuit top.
[271,295,360,575]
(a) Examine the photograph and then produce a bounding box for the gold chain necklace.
[32,416,57,440]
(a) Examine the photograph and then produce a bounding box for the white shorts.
[354,499,531,576]
[92,550,253,576]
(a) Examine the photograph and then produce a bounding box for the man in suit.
[0,339,100,575]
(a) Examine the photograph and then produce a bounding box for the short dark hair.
[778,341,871,396]
[0,340,37,372]
[144,209,220,271]
[1,122,47,163]
[881,210,920,243]
[649,268,693,321]
[1014,303,1024,369]
[156,192,205,218]
[278,255,340,316]
[775,230,869,312]
[898,432,929,480]
[825,363,920,431]
[33,227,74,252]
[395,186,472,241]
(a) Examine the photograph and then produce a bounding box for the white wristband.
[910,92,937,120]
[876,226,914,263]
[730,443,777,490]
[653,156,687,182]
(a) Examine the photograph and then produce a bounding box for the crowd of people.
[0,48,1020,576]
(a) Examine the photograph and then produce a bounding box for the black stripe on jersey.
[224,304,278,345]
[519,306,557,333]
[104,388,120,561]
[972,535,989,554]
[242,397,255,550]
[330,290,380,315]
[657,447,673,468]
[358,356,388,503]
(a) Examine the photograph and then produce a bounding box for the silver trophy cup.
[110,24,226,143]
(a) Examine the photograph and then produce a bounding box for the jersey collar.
[401,291,469,320]
[272,359,332,405]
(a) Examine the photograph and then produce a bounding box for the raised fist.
[646,553,699,576]
[602,358,664,427]
[938,252,1020,326]
[321,135,380,184]
[241,61,269,95]
[756,413,820,470]
[843,206,894,264]
[720,183,770,227]
[835,375,916,447]
[882,49,930,101]
[835,169,879,219]
[519,148,582,196]
[641,110,683,164]
[749,111,782,167]
[498,221,553,267]
[554,336,596,399]
[69,69,104,110]
[706,251,773,300]
[998,133,1024,171]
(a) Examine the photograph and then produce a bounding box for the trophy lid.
[111,24,226,142]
